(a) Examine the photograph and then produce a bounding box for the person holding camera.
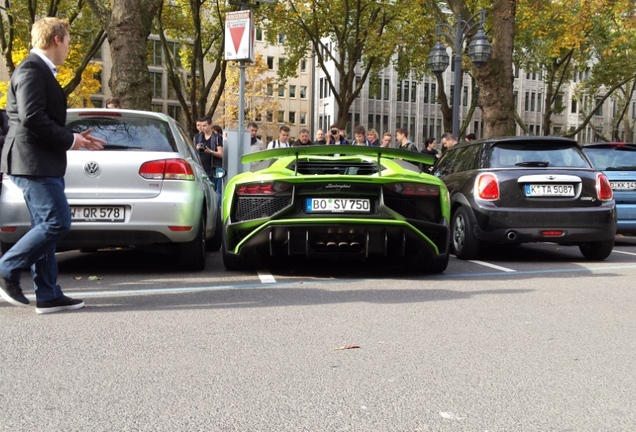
[326,124,349,145]
[194,116,215,177]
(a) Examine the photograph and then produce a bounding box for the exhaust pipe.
[506,230,518,241]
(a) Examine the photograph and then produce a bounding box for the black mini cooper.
[432,136,616,260]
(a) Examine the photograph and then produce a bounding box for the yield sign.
[225,11,254,62]
[229,26,246,55]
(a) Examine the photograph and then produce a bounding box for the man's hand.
[72,129,105,150]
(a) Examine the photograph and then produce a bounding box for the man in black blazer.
[0,17,104,314]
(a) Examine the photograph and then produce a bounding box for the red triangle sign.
[229,26,246,55]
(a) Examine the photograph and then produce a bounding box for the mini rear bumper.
[472,204,617,244]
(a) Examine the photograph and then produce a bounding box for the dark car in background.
[433,136,616,260]
[582,142,636,235]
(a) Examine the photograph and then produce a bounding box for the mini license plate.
[610,181,636,191]
[70,206,125,222]
[525,184,574,197]
[306,198,370,213]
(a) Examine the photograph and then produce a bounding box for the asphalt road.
[2,238,636,431]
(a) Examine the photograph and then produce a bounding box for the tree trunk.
[477,0,516,138]
[87,0,163,110]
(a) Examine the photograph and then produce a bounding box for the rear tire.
[178,215,206,271]
[452,207,481,259]
[207,214,223,252]
[579,239,614,261]
[1,242,13,255]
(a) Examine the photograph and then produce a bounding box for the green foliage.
[0,0,104,107]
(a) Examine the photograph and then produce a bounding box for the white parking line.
[611,250,636,257]
[257,271,277,283]
[468,260,517,272]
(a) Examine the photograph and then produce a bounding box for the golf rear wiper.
[102,143,143,150]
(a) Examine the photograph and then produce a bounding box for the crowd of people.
[243,123,474,163]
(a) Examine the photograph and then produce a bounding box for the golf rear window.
[67,117,177,152]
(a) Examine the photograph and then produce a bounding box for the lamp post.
[427,10,492,139]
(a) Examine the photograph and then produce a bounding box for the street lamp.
[427,10,492,139]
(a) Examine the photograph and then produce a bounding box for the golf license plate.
[525,184,574,197]
[306,198,370,213]
[70,206,125,222]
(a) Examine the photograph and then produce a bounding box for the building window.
[256,28,263,41]
[267,83,273,96]
[431,83,436,104]
[150,39,162,66]
[289,111,296,124]
[403,81,409,102]
[450,85,454,105]
[462,86,468,106]
[383,79,389,101]
[267,111,273,122]
[151,71,162,98]
[300,59,306,72]
[278,110,285,123]
[397,81,402,102]
[319,78,324,99]
[595,98,603,116]
[525,91,530,111]
[267,56,274,70]
[300,112,307,125]
[278,33,285,44]
[289,85,296,98]
[424,83,429,103]
[278,86,285,97]
[300,86,307,99]
[279,57,286,69]
[531,92,536,111]
[411,82,417,102]
[571,99,577,113]
[369,77,380,100]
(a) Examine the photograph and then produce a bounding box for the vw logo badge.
[84,161,100,177]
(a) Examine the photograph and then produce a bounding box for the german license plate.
[525,184,574,197]
[610,181,636,191]
[306,198,370,213]
[70,206,125,222]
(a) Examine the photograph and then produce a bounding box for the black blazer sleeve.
[1,54,74,176]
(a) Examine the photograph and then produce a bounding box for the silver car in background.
[0,109,223,271]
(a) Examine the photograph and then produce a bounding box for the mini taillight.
[475,173,500,200]
[139,159,195,180]
[384,183,440,196]
[596,173,613,201]
[236,182,292,195]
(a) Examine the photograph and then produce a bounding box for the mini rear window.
[67,117,177,152]
[489,143,590,168]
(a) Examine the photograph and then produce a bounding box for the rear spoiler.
[242,144,435,166]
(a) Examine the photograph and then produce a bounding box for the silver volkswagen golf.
[0,109,224,271]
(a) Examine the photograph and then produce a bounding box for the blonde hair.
[31,17,70,49]
[367,129,379,141]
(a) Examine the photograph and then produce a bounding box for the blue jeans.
[0,176,71,301]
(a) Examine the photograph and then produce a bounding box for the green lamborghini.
[222,145,451,273]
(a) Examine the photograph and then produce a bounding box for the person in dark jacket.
[0,17,104,313]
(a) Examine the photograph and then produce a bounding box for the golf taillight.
[139,159,195,180]
[236,182,292,195]
[596,173,613,201]
[476,173,500,200]
[384,183,440,196]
